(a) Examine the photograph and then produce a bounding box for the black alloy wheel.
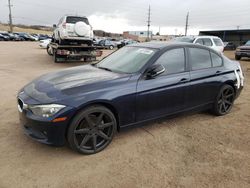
[213,85,235,116]
[68,106,116,154]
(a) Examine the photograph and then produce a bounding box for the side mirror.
[53,24,56,28]
[146,64,165,79]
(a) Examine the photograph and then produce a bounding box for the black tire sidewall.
[67,105,117,154]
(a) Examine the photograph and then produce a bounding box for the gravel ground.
[0,42,249,188]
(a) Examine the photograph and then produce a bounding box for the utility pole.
[185,12,189,36]
[147,5,151,41]
[8,0,13,33]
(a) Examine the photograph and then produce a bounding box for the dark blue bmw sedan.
[17,42,244,154]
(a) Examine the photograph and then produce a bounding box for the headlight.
[28,104,66,118]
[236,48,241,52]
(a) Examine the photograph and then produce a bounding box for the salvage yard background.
[0,42,249,188]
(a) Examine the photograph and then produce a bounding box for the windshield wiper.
[98,66,113,72]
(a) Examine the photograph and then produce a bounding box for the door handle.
[179,78,189,83]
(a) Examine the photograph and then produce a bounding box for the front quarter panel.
[60,75,138,127]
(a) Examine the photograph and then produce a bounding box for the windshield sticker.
[137,49,154,55]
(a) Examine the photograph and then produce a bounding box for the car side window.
[189,48,212,70]
[211,52,223,67]
[213,38,223,46]
[203,38,213,46]
[154,48,185,75]
[195,39,203,45]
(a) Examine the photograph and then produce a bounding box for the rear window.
[66,16,89,25]
[203,38,213,46]
[213,38,223,46]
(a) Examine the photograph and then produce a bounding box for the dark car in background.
[0,33,10,41]
[0,32,14,40]
[38,34,51,41]
[224,42,236,51]
[235,40,250,60]
[96,39,116,49]
[0,34,6,41]
[14,32,40,41]
[117,39,138,49]
[17,42,244,154]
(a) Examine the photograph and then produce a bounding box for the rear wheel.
[235,55,241,60]
[213,85,235,116]
[67,106,117,154]
[109,45,114,50]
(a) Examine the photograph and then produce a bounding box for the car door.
[136,48,190,121]
[187,47,224,108]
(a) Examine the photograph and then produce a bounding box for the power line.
[8,0,13,32]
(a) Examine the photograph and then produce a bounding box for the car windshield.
[97,47,157,74]
[173,37,194,43]
[66,16,89,25]
[245,41,250,46]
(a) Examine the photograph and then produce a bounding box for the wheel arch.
[223,80,236,94]
[65,101,120,139]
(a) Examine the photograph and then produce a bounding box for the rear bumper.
[235,86,243,99]
[61,35,93,41]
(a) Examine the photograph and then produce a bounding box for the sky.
[0,0,250,35]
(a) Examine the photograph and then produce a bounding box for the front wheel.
[212,84,235,116]
[67,106,117,154]
[109,45,114,50]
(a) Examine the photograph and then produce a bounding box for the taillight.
[62,22,66,29]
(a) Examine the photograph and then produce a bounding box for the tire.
[47,46,53,56]
[109,45,114,50]
[212,84,235,116]
[235,55,241,60]
[67,105,117,154]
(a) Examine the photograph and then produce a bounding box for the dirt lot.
[0,42,249,188]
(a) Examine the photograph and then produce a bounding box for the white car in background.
[53,15,94,45]
[173,36,224,53]
[39,39,51,48]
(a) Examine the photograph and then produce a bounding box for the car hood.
[23,65,130,103]
[238,45,250,50]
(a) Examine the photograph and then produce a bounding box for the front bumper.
[17,92,75,146]
[235,51,250,57]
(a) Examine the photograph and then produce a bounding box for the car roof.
[129,41,209,50]
[195,35,221,39]
[64,15,87,18]
[176,36,221,39]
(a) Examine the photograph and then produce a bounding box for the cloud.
[0,0,250,35]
